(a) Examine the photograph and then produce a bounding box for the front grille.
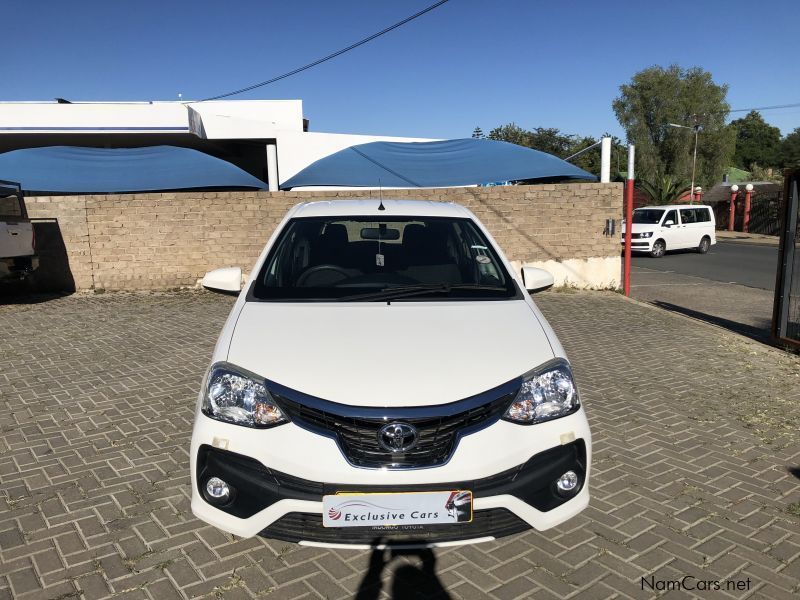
[260,508,529,545]
[270,380,519,469]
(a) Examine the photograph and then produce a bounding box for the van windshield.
[632,209,664,224]
[251,216,518,301]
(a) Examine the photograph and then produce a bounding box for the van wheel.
[697,236,711,254]
[650,240,666,258]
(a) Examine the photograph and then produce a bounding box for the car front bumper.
[190,408,591,548]
[620,239,653,251]
[0,255,38,280]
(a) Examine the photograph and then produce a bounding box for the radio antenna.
[378,178,385,211]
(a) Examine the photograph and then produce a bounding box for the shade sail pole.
[600,137,611,183]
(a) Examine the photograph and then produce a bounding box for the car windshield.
[251,216,518,301]
[632,209,664,224]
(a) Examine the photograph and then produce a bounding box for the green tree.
[488,124,573,156]
[781,127,800,167]
[730,111,782,169]
[749,164,782,183]
[612,65,736,187]
[637,172,691,205]
[472,126,484,139]
[486,123,625,175]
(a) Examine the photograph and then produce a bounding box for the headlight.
[639,231,653,239]
[503,360,580,424]
[202,363,287,428]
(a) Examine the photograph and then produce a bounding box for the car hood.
[226,300,555,407]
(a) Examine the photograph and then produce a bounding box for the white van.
[191,199,591,548]
[621,204,716,258]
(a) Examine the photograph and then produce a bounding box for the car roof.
[636,204,711,210]
[289,199,473,219]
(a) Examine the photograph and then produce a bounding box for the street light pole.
[668,120,700,202]
[691,125,698,203]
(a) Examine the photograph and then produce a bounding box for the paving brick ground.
[1,290,799,600]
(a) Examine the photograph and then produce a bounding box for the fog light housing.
[556,470,579,496]
[205,477,232,504]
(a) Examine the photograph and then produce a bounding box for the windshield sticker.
[475,255,491,264]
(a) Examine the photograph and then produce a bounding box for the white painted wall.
[0,102,191,133]
[187,100,305,138]
[0,100,306,138]
[512,257,621,290]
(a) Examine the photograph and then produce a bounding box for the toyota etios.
[191,199,591,548]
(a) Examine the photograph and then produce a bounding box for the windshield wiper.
[337,283,508,302]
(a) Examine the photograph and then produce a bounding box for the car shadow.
[355,545,451,600]
[623,248,702,258]
[0,291,73,305]
[651,301,773,345]
[30,218,77,293]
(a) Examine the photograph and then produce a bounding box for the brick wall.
[26,183,622,291]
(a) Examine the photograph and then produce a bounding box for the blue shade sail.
[281,138,596,189]
[0,145,267,193]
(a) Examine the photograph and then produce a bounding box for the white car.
[191,199,591,549]
[621,204,716,258]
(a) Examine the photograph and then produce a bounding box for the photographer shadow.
[355,542,451,600]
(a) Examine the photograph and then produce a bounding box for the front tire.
[697,236,711,254]
[650,239,666,258]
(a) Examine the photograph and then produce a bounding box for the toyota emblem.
[377,422,418,453]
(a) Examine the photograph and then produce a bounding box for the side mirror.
[521,266,555,293]
[201,266,242,293]
[664,220,674,227]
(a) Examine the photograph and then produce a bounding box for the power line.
[193,0,451,103]
[729,102,800,113]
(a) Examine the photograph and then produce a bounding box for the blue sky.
[4,0,799,139]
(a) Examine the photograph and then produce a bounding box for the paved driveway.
[1,291,798,600]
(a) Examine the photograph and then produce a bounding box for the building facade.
[0,100,431,191]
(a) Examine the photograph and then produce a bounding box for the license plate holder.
[322,490,473,528]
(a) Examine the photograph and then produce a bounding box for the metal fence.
[712,192,782,235]
[773,169,800,348]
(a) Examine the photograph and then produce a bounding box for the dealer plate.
[322,490,473,528]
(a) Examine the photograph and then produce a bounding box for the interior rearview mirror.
[361,227,400,240]
[201,266,242,294]
[521,266,555,293]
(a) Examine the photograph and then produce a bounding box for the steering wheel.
[296,264,351,287]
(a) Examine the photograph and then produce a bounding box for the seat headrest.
[402,224,428,246]
[322,223,348,246]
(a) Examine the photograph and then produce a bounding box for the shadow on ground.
[0,290,73,305]
[356,548,450,600]
[652,300,773,344]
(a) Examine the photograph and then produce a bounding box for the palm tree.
[637,174,691,205]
